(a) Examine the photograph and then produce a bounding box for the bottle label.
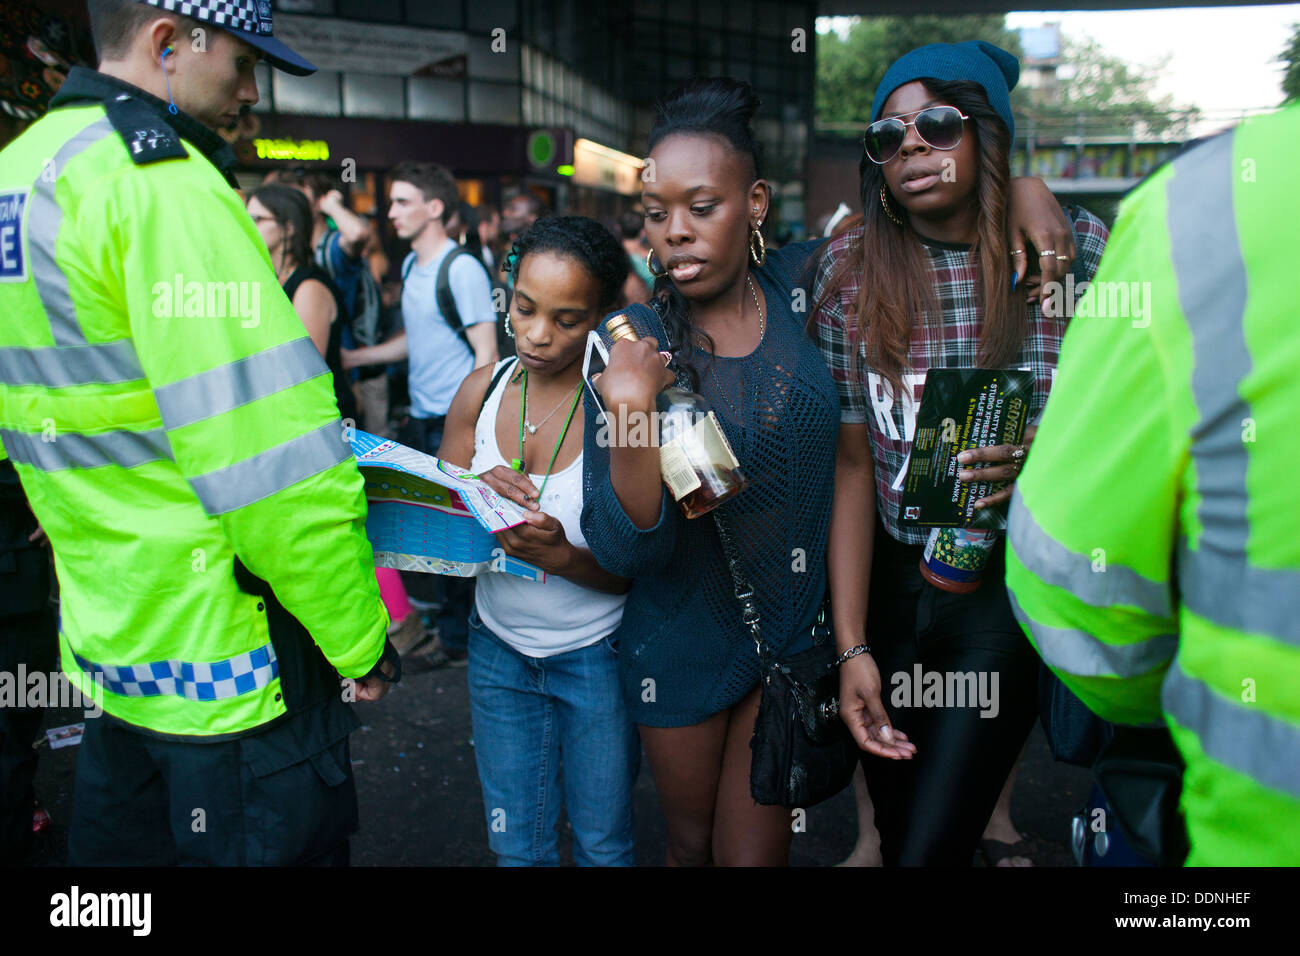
[921,526,996,584]
[659,412,740,501]
[659,439,702,499]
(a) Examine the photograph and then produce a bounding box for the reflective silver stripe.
[1167,130,1300,646]
[1,427,171,471]
[1163,660,1300,800]
[1008,588,1177,678]
[1179,537,1300,645]
[1008,489,1173,617]
[153,338,329,430]
[0,339,143,387]
[189,420,351,515]
[27,117,116,347]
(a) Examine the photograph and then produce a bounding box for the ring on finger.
[1038,249,1057,257]
[1009,249,1025,257]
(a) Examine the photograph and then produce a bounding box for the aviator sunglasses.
[863,105,970,164]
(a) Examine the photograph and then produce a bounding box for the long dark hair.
[645,77,765,389]
[818,79,1025,396]
[248,183,313,274]
[504,216,630,313]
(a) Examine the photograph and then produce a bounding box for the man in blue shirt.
[344,162,497,666]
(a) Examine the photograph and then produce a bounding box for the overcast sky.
[819,5,1297,133]
[1006,4,1297,124]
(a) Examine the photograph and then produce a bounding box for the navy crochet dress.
[580,240,840,727]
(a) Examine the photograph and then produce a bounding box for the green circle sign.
[528,131,555,168]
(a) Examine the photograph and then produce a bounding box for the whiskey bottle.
[605,314,747,518]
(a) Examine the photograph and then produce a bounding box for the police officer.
[1005,104,1300,865]
[0,0,399,865]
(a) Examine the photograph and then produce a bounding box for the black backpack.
[401,245,494,347]
[315,230,385,347]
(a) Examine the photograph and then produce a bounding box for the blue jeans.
[467,607,639,866]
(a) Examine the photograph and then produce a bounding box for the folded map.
[349,430,545,581]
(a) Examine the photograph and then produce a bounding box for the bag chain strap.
[712,509,775,663]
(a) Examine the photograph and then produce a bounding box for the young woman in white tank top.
[435,217,638,866]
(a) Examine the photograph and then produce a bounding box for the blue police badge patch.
[0,189,29,283]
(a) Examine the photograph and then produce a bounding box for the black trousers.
[861,521,1040,866]
[67,697,359,866]
[0,607,57,864]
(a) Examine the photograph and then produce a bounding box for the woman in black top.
[246,184,358,423]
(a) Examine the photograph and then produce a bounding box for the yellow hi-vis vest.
[0,82,387,737]
[1006,104,1300,865]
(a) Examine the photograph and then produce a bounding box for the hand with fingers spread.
[838,652,917,760]
[958,423,1038,511]
[1007,178,1076,303]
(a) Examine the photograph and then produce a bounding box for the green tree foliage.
[1014,36,1198,138]
[817,17,1197,139]
[816,16,1020,130]
[1280,22,1300,104]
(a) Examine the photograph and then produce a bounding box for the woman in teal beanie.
[812,41,1111,865]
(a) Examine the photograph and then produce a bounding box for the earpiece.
[160,46,178,114]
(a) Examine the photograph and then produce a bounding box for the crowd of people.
[0,0,1294,870]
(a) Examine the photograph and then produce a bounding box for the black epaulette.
[104,93,189,165]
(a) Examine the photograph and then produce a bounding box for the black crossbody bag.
[711,509,858,808]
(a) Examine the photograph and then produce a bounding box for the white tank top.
[471,359,626,657]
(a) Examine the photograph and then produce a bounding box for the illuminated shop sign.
[252,138,331,161]
[571,138,642,195]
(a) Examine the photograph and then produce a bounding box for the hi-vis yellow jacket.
[1006,104,1300,865]
[0,69,387,737]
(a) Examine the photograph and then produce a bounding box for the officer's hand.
[352,658,396,702]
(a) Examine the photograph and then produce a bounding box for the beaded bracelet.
[833,644,871,667]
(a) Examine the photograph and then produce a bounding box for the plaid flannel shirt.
[812,207,1109,545]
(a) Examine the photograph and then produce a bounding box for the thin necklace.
[521,370,579,435]
[514,368,583,498]
[711,273,765,421]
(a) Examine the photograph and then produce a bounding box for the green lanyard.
[512,368,583,500]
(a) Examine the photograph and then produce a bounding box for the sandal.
[979,837,1037,867]
[401,631,468,673]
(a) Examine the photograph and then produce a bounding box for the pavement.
[24,660,1092,867]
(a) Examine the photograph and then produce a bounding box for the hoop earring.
[504,314,515,338]
[880,184,904,227]
[646,248,667,279]
[749,224,766,267]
